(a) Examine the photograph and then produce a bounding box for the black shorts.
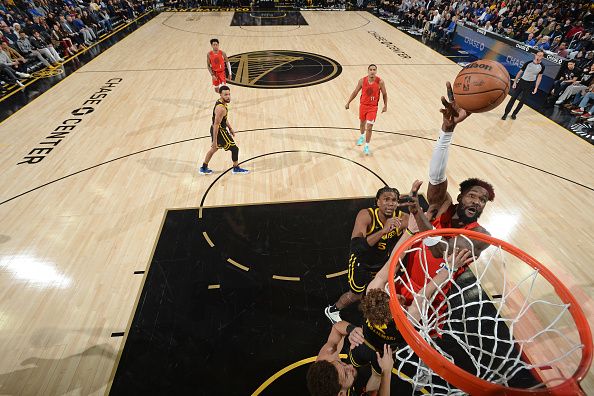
[347,253,381,295]
[349,339,406,376]
[349,341,383,375]
[210,126,236,150]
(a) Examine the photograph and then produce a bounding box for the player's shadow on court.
[0,344,116,395]
[138,157,200,176]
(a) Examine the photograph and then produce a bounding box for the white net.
[388,233,587,395]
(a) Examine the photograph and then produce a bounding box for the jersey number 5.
[378,242,386,250]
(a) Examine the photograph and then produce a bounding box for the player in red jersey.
[207,38,232,93]
[369,81,495,321]
[345,64,388,155]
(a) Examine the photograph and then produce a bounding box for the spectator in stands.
[526,21,540,37]
[494,21,505,35]
[565,20,584,40]
[536,35,551,51]
[398,0,413,21]
[30,30,63,64]
[59,15,85,47]
[558,63,594,105]
[551,60,581,98]
[68,15,94,45]
[51,23,78,56]
[541,20,556,37]
[441,14,457,42]
[569,85,594,120]
[524,32,536,47]
[0,41,30,77]
[549,36,562,52]
[549,24,564,41]
[560,19,573,37]
[1,25,17,46]
[571,32,592,53]
[557,42,569,58]
[0,53,24,86]
[429,10,441,32]
[91,6,113,33]
[17,31,51,67]
[501,10,514,29]
[81,10,99,37]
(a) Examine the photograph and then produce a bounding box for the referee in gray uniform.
[502,51,545,120]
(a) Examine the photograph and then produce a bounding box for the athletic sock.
[202,163,208,169]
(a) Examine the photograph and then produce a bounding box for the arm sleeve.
[428,130,453,185]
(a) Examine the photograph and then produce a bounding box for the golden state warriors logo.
[32,67,64,79]
[227,50,342,89]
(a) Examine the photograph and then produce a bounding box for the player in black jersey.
[307,320,394,396]
[349,288,405,392]
[199,86,249,175]
[325,186,409,324]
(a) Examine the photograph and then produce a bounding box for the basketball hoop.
[387,228,592,395]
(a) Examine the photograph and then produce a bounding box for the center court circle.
[227,50,342,89]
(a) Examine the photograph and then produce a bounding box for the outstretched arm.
[345,78,363,109]
[377,344,394,396]
[426,82,471,220]
[317,321,359,362]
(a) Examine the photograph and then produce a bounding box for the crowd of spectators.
[0,0,150,91]
[376,1,594,121]
[378,1,593,57]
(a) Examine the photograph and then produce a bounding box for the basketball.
[452,60,510,113]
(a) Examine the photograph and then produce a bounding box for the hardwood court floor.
[0,10,593,394]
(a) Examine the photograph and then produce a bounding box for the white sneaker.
[555,99,563,105]
[16,72,31,78]
[16,81,24,87]
[588,116,594,122]
[324,306,342,324]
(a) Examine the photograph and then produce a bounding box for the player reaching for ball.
[207,38,232,93]
[452,60,510,113]
[369,81,495,319]
[345,65,388,155]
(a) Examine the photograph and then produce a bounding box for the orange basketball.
[452,60,510,113]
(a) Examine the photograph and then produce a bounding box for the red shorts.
[359,105,378,123]
[212,70,227,86]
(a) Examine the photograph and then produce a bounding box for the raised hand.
[440,82,471,132]
[376,344,394,374]
[398,180,423,215]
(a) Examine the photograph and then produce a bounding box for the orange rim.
[387,228,593,395]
